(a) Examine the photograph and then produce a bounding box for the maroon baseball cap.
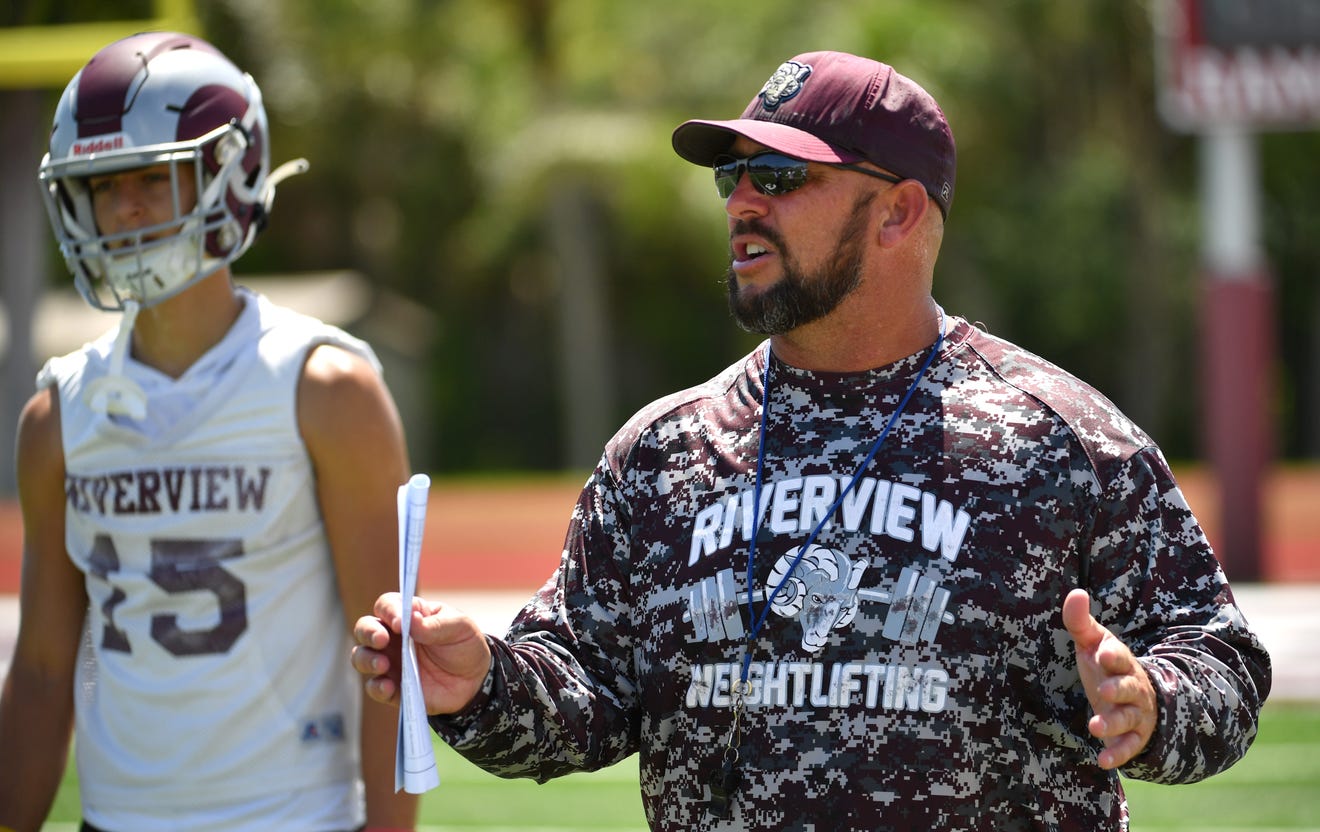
[672,51,956,218]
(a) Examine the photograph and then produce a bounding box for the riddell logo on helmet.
[71,135,127,156]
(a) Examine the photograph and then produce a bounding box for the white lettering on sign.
[1168,46,1320,126]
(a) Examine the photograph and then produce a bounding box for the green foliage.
[184,1,1320,469]
[4,0,156,27]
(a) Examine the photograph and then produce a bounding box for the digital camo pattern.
[431,316,1271,831]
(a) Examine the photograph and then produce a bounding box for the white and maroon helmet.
[39,31,306,310]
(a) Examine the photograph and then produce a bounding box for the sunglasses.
[712,151,903,198]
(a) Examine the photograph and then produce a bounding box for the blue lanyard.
[739,312,946,685]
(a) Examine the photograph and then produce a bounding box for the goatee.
[727,193,873,335]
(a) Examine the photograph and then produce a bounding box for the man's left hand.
[1062,588,1158,770]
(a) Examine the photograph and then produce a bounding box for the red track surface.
[0,468,1316,595]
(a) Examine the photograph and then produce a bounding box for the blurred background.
[4,8,1318,829]
[1,0,1318,542]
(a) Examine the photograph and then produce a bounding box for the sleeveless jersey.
[39,288,378,830]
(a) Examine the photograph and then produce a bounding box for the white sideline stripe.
[8,587,1320,699]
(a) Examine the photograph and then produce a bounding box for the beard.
[727,192,874,335]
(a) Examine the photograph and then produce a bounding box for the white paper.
[395,473,441,794]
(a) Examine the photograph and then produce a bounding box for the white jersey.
[39,288,377,831]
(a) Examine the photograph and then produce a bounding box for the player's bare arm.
[298,343,419,830]
[297,343,410,614]
[1063,588,1159,770]
[0,389,87,830]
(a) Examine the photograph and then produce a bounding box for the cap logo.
[757,60,812,113]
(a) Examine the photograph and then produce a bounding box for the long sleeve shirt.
[431,316,1271,831]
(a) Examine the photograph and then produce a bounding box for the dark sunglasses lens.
[747,154,808,195]
[711,153,809,198]
[713,156,741,198]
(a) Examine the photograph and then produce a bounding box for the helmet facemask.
[44,126,236,310]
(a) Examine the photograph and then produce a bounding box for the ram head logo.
[766,545,866,652]
[757,60,811,112]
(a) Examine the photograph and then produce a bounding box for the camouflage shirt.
[431,316,1271,831]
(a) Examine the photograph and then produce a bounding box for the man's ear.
[876,180,931,247]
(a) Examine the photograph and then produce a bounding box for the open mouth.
[733,239,775,266]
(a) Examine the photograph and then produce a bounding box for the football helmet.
[39,31,307,311]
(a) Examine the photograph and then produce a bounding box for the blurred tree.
[1261,130,1320,458]
[156,0,1316,470]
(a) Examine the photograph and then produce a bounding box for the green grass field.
[40,700,1319,831]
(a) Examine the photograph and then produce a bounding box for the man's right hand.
[351,592,492,715]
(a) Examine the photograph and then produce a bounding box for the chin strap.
[85,299,148,420]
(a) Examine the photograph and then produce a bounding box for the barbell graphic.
[682,565,955,646]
